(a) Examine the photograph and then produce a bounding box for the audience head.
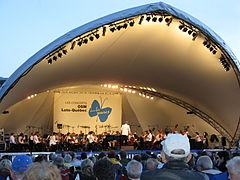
[226,156,240,180]
[0,159,12,177]
[145,158,158,170]
[11,155,33,180]
[126,160,142,179]
[64,154,72,163]
[93,159,116,180]
[133,155,141,162]
[98,152,106,160]
[22,161,61,180]
[81,159,94,177]
[12,155,32,172]
[161,133,191,163]
[53,156,64,166]
[81,152,87,160]
[119,151,127,159]
[108,151,116,159]
[196,155,213,171]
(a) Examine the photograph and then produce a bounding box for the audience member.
[0,159,12,180]
[226,156,240,180]
[141,133,209,180]
[216,151,230,172]
[93,159,116,180]
[53,156,71,180]
[196,155,227,180]
[22,161,61,180]
[126,160,142,180]
[80,159,96,180]
[10,155,32,180]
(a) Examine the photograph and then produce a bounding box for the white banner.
[53,90,122,134]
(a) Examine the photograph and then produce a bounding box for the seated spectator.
[53,156,71,180]
[126,160,142,180]
[196,155,227,180]
[64,154,73,169]
[93,159,116,180]
[119,151,131,177]
[226,156,240,180]
[141,133,209,180]
[11,155,32,180]
[80,159,96,180]
[69,152,81,168]
[216,151,230,172]
[0,159,12,180]
[22,161,61,180]
[144,158,159,171]
[133,155,141,162]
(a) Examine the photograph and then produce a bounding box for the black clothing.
[141,160,209,180]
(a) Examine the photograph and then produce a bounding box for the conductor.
[121,121,131,145]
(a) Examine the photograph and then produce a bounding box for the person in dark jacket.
[141,133,209,180]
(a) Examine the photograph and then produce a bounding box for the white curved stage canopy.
[0,2,240,142]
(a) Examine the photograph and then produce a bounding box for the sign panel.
[53,90,122,134]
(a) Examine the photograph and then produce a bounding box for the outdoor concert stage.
[0,2,239,145]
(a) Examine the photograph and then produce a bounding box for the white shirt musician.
[87,132,95,143]
[33,133,40,144]
[121,121,131,136]
[49,133,57,146]
[9,133,16,144]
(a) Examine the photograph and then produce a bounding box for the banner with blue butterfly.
[53,90,122,134]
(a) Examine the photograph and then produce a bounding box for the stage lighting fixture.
[146,16,151,22]
[53,56,57,61]
[212,50,217,54]
[203,41,208,46]
[102,26,106,36]
[209,47,213,51]
[188,30,192,35]
[83,39,88,44]
[123,23,128,29]
[192,32,197,38]
[77,41,82,46]
[58,52,62,58]
[70,41,76,50]
[206,44,211,48]
[158,17,163,22]
[2,111,9,114]
[62,49,67,55]
[48,59,52,64]
[95,34,100,39]
[129,21,134,26]
[165,17,170,23]
[139,16,144,24]
[152,17,157,22]
[89,36,94,41]
[110,27,115,32]
[117,25,122,31]
[183,27,188,32]
[179,24,184,30]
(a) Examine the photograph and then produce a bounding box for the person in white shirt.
[121,121,131,136]
[121,121,131,145]
[9,133,16,151]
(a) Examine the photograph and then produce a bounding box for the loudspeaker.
[57,124,63,129]
[121,146,134,150]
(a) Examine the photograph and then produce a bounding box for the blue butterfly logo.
[88,97,112,122]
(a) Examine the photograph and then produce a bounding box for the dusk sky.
[1,0,239,78]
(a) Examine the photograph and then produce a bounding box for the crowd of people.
[0,133,239,179]
[7,124,227,152]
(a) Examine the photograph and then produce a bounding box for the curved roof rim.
[0,1,239,101]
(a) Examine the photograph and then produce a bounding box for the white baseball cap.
[161,133,190,158]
